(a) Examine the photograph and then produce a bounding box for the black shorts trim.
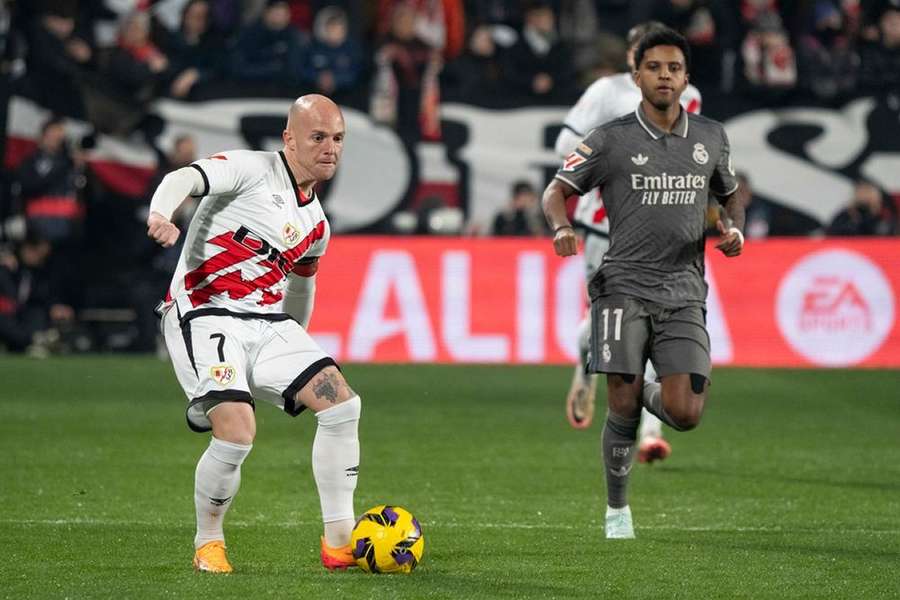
[281,357,340,416]
[180,308,294,325]
[562,123,583,136]
[190,164,210,198]
[186,390,255,433]
[179,307,198,376]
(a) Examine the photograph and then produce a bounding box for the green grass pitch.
[1,357,898,599]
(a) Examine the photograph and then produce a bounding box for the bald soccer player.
[542,29,745,539]
[148,95,361,572]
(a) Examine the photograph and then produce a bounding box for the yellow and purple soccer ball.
[350,505,424,573]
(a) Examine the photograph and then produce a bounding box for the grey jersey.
[555,104,738,308]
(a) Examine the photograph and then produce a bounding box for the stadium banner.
[5,95,900,233]
[309,237,899,368]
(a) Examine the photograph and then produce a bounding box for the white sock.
[606,505,631,517]
[640,409,663,441]
[194,437,252,548]
[640,361,663,441]
[643,360,658,384]
[313,395,361,547]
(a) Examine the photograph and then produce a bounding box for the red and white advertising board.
[309,237,899,368]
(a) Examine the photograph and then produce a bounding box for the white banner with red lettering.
[308,237,899,368]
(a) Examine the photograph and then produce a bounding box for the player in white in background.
[147,94,361,573]
[554,22,702,464]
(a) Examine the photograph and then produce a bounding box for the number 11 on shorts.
[601,308,623,341]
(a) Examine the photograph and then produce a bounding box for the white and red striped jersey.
[163,149,330,319]
[557,72,702,235]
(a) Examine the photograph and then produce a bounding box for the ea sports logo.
[776,249,894,366]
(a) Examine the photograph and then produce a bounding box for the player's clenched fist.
[147,211,181,247]
[553,225,578,257]
[715,220,743,257]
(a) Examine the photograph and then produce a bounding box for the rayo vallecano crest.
[692,143,709,165]
[210,364,236,386]
[283,223,301,245]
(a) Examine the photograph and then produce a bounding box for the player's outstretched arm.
[146,167,204,247]
[284,258,319,328]
[542,179,578,257]
[715,186,747,258]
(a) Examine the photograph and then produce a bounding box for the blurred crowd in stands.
[0,0,899,355]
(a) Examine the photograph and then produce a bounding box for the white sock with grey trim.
[194,437,252,548]
[313,395,361,547]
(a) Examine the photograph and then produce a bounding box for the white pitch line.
[2,518,899,536]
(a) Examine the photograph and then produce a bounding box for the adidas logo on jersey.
[631,153,649,166]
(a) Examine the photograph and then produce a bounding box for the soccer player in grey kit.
[542,27,746,539]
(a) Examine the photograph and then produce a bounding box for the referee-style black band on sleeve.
[190,164,210,198]
[562,123,583,136]
[281,357,340,416]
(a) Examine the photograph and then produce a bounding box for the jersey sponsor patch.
[210,363,236,385]
[562,151,587,172]
[577,142,594,156]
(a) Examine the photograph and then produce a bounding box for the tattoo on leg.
[313,372,340,404]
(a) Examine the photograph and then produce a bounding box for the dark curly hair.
[634,27,691,74]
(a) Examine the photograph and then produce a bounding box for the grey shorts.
[588,294,711,379]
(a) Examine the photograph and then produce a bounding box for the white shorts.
[162,308,336,432]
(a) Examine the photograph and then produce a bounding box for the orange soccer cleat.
[637,437,672,464]
[320,536,356,571]
[193,540,233,574]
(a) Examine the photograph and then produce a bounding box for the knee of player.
[214,422,256,446]
[314,392,362,427]
[209,402,257,444]
[665,400,703,431]
[310,367,356,401]
[670,412,700,431]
